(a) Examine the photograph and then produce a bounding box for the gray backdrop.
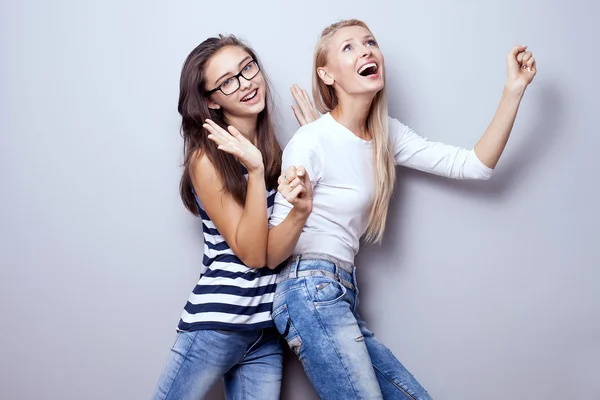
[1,0,598,399]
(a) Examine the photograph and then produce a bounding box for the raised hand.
[506,45,537,93]
[203,119,264,172]
[290,84,319,126]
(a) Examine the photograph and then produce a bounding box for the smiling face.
[203,45,266,119]
[317,25,385,97]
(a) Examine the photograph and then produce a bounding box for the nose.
[239,75,252,90]
[360,45,372,58]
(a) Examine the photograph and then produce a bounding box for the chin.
[349,82,385,97]
[343,72,384,96]
[374,82,385,93]
[238,101,265,117]
[367,72,385,88]
[249,98,266,113]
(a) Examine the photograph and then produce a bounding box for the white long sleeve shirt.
[269,113,493,265]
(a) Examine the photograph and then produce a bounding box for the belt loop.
[290,254,301,279]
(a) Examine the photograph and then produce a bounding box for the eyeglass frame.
[205,59,261,96]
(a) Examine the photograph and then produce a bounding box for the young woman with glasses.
[152,34,316,400]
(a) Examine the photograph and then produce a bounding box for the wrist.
[247,164,265,177]
[290,206,311,222]
[503,81,526,99]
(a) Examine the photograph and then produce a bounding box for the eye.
[366,39,377,47]
[221,78,233,88]
[243,63,252,71]
[343,44,352,52]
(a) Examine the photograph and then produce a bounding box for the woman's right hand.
[290,85,319,126]
[278,165,313,215]
[203,119,264,172]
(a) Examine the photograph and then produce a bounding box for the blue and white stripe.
[178,178,278,331]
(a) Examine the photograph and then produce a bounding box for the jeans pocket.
[171,331,182,349]
[212,329,237,336]
[312,277,347,307]
[171,330,195,356]
[272,304,302,356]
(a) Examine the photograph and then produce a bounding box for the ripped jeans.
[272,253,433,400]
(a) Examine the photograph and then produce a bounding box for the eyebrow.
[338,35,375,49]
[214,56,252,85]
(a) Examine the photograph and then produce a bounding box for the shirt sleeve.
[389,117,493,180]
[268,128,323,228]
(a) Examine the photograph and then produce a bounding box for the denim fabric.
[273,254,432,400]
[152,328,282,400]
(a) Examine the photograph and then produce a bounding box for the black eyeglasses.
[206,60,260,96]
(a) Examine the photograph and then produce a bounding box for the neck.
[330,91,375,140]
[223,112,259,143]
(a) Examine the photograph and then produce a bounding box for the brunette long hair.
[178,35,282,215]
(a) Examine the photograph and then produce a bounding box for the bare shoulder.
[190,150,221,187]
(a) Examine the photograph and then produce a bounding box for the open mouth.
[241,89,258,102]
[357,62,379,77]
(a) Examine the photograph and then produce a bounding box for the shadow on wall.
[359,82,563,272]
[403,83,563,200]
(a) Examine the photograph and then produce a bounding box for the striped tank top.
[178,172,278,331]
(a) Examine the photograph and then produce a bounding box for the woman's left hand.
[506,45,537,94]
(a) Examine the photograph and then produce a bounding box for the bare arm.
[195,120,269,268]
[266,209,309,269]
[192,155,268,268]
[474,45,537,168]
[266,166,312,269]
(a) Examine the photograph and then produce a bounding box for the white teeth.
[241,90,257,102]
[358,63,377,75]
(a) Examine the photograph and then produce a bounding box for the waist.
[294,232,358,264]
[276,253,356,292]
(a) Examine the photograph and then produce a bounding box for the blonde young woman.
[266,20,536,399]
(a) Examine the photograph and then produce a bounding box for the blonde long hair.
[312,19,395,243]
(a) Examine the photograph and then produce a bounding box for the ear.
[207,98,221,110]
[317,67,334,86]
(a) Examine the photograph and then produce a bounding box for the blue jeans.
[273,254,432,400]
[152,328,283,400]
